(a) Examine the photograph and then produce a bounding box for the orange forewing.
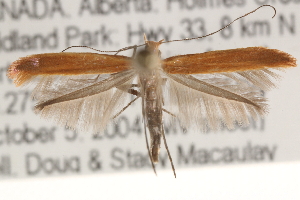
[162,47,296,74]
[8,53,131,86]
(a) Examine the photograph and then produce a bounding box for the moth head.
[143,33,164,57]
[134,35,163,72]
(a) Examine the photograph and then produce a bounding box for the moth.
[7,5,297,177]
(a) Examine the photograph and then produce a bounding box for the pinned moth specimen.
[7,5,297,177]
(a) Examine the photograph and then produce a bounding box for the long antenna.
[162,5,276,44]
[61,45,123,53]
[62,5,276,54]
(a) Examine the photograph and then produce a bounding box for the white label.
[0,0,300,178]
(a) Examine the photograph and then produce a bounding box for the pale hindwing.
[32,70,136,134]
[163,68,282,131]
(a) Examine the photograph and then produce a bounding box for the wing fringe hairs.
[32,70,136,133]
[162,68,282,131]
[11,65,290,134]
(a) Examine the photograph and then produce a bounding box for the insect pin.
[7,5,297,177]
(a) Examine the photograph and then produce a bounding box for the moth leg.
[162,108,176,117]
[141,94,157,176]
[162,126,176,178]
[144,120,157,176]
[143,123,157,176]
[112,96,139,119]
[117,84,139,95]
[111,84,141,119]
[117,80,158,175]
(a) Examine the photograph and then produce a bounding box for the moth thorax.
[135,49,161,72]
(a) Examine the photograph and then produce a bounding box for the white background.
[1,0,300,199]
